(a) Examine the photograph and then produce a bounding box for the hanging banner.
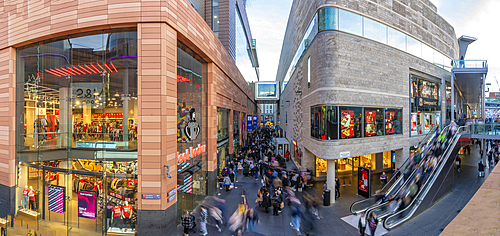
[340,110,354,138]
[48,186,65,214]
[358,167,371,198]
[247,115,252,132]
[78,191,96,219]
[46,114,57,140]
[253,116,257,129]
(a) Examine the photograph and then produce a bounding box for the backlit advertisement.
[411,113,417,132]
[385,110,395,134]
[365,110,376,136]
[340,110,354,138]
[48,186,65,213]
[358,167,371,198]
[78,191,96,219]
[247,115,252,132]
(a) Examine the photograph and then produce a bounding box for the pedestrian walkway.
[178,142,493,236]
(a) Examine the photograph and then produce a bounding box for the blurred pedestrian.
[199,205,208,235]
[290,205,302,234]
[368,212,378,236]
[246,208,260,232]
[335,177,340,199]
[478,161,485,177]
[358,212,367,236]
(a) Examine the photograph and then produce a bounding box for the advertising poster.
[247,115,252,132]
[411,113,417,131]
[365,111,376,136]
[340,110,354,138]
[253,116,257,129]
[358,167,371,198]
[48,186,65,213]
[46,114,57,140]
[424,113,430,130]
[78,191,96,219]
[385,110,395,134]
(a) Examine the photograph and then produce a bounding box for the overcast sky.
[246,0,499,90]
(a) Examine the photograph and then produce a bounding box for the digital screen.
[48,186,65,213]
[358,167,371,198]
[78,191,96,219]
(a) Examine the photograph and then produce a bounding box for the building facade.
[276,0,461,202]
[0,0,259,235]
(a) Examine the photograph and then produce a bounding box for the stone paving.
[178,144,492,236]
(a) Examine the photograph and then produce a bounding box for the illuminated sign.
[177,144,207,164]
[247,115,252,132]
[44,62,118,77]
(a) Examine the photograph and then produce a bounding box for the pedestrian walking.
[478,161,485,177]
[199,205,208,235]
[181,210,196,236]
[290,205,302,234]
[246,208,260,232]
[335,177,340,199]
[358,212,367,236]
[368,212,378,236]
[262,191,271,213]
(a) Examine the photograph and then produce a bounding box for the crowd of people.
[182,127,323,236]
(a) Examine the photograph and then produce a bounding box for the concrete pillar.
[327,159,336,204]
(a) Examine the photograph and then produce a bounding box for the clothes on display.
[111,205,122,230]
[28,186,36,211]
[22,186,29,209]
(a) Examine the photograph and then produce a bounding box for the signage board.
[358,167,371,198]
[48,186,65,213]
[253,116,257,129]
[78,191,96,219]
[247,115,252,132]
[142,194,161,199]
[339,151,350,158]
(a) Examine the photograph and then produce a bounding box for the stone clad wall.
[276,0,459,84]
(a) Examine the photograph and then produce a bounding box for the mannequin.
[28,186,35,211]
[111,204,122,231]
[122,201,134,231]
[22,185,29,210]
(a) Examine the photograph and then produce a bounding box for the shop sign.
[142,194,161,199]
[177,144,207,164]
[253,116,257,128]
[247,115,252,132]
[339,151,350,158]
[168,193,177,202]
[358,167,371,198]
[417,97,438,108]
[185,108,200,141]
[78,191,96,219]
[168,188,176,197]
[71,83,104,108]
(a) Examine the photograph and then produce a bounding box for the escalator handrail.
[383,126,467,230]
[349,126,438,214]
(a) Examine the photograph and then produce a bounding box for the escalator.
[350,126,439,215]
[382,126,470,229]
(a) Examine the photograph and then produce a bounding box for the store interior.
[316,150,395,178]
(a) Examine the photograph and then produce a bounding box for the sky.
[246,0,500,90]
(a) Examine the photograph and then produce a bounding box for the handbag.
[280,202,284,209]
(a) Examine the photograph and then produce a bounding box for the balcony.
[452,60,488,69]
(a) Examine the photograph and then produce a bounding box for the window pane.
[385,109,402,135]
[407,37,422,57]
[363,18,387,44]
[325,106,338,140]
[364,108,384,137]
[339,106,362,138]
[422,43,434,63]
[318,7,338,31]
[339,9,362,36]
[388,27,406,51]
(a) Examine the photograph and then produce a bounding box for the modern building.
[275,0,478,202]
[0,0,259,235]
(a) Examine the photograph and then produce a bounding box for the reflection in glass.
[318,7,338,31]
[339,9,362,36]
[387,27,406,51]
[422,43,434,63]
[407,36,422,57]
[235,6,258,82]
[257,84,277,98]
[363,18,387,44]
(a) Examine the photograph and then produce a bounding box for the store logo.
[185,108,200,141]
[177,144,207,164]
[419,98,423,107]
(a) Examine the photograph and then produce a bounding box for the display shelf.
[107,227,136,236]
[0,218,8,228]
[18,209,40,218]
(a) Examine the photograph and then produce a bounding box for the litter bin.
[323,189,331,206]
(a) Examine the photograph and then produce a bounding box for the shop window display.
[316,157,327,177]
[385,109,402,135]
[410,74,441,136]
[176,41,208,222]
[217,108,229,142]
[233,111,240,150]
[364,108,384,137]
[339,106,362,139]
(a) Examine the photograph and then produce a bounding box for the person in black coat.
[262,192,271,213]
[478,161,485,177]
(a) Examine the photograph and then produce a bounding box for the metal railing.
[469,124,500,136]
[349,126,438,214]
[452,60,488,69]
[383,126,468,229]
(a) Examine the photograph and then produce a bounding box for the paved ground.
[179,143,492,236]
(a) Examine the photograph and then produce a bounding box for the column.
[137,23,178,235]
[122,69,129,143]
[451,73,454,122]
[58,87,71,147]
[441,77,446,126]
[327,159,336,204]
